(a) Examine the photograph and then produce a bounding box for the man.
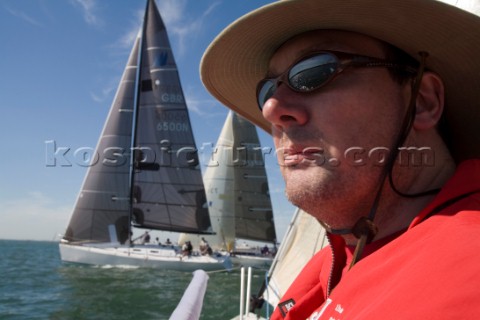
[199,237,209,255]
[201,0,480,319]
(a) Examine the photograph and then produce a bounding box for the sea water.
[0,240,269,320]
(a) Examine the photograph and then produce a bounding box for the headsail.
[63,35,140,245]
[63,0,212,245]
[264,208,328,307]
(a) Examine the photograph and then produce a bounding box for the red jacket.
[272,160,480,319]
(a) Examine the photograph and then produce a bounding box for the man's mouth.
[282,147,324,166]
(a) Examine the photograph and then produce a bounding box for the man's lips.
[283,152,303,166]
[282,147,324,166]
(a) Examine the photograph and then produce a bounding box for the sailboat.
[59,0,230,272]
[179,111,277,267]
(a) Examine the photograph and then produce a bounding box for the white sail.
[201,111,237,250]
[264,208,328,307]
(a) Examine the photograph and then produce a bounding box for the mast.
[127,0,150,242]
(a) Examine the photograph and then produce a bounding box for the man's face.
[261,30,411,228]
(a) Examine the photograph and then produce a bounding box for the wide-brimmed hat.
[201,0,480,161]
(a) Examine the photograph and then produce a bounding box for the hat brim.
[201,0,480,161]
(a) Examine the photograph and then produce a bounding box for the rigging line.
[205,266,242,274]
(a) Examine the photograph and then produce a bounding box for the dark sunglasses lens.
[288,53,338,91]
[257,80,276,109]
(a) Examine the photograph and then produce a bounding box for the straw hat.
[201,0,480,162]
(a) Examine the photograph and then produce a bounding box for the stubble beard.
[283,165,344,226]
[282,163,382,230]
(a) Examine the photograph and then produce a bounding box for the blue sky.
[0,0,296,242]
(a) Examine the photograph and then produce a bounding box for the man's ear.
[413,71,445,131]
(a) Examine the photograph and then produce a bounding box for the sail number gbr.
[156,121,190,132]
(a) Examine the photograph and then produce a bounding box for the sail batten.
[150,68,178,72]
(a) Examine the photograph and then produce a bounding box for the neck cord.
[387,52,441,198]
[324,52,433,269]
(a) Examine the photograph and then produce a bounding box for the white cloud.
[70,0,103,27]
[157,0,186,25]
[185,95,225,118]
[116,9,143,50]
[5,6,43,27]
[0,192,71,241]
[157,0,221,56]
[90,82,117,103]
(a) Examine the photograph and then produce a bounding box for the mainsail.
[63,0,212,245]
[194,111,276,251]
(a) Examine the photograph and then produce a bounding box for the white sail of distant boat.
[264,208,328,307]
[179,111,277,267]
[59,0,230,271]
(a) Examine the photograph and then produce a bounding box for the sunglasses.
[256,50,417,110]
